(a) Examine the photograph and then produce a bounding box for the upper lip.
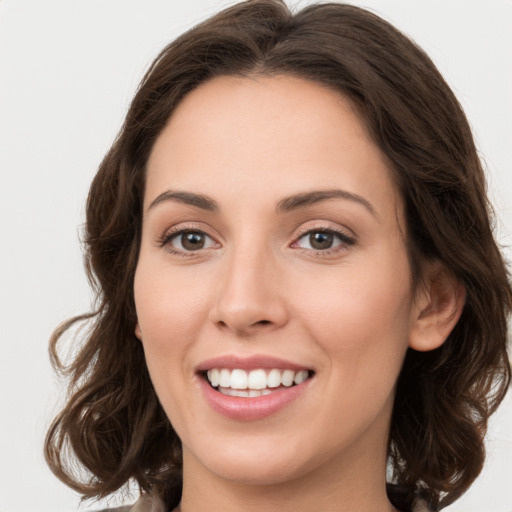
[195,354,313,373]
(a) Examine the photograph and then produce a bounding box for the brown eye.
[170,230,215,251]
[309,232,334,250]
[295,229,355,253]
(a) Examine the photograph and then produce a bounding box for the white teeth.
[267,368,282,388]
[207,369,220,387]
[294,370,308,385]
[205,368,310,391]
[247,369,267,390]
[230,369,248,389]
[218,387,279,397]
[281,369,295,387]
[222,387,244,397]
[219,369,231,387]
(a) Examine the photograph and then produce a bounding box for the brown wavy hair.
[45,1,511,510]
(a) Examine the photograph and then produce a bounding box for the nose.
[209,245,289,336]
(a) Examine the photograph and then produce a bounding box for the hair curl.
[45,1,511,510]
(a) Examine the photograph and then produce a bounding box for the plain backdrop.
[0,1,511,511]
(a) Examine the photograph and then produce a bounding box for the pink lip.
[198,376,311,421]
[195,354,311,372]
[196,355,314,421]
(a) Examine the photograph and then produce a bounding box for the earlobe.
[409,263,466,352]
[135,323,142,341]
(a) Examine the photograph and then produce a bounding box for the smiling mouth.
[202,368,314,398]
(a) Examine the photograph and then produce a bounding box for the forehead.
[145,74,402,223]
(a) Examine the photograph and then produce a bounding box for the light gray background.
[1,1,511,511]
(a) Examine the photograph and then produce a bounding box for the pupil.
[182,231,204,250]
[310,232,333,250]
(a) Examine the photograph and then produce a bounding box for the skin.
[134,75,464,512]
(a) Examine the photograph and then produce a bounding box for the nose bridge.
[210,233,287,334]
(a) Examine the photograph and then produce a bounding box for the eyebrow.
[148,190,218,212]
[147,188,377,217]
[276,189,377,217]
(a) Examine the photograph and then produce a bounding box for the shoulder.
[411,498,433,512]
[95,495,166,512]
[94,507,131,512]
[96,494,430,512]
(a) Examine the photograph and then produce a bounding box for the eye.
[167,230,217,252]
[294,229,355,252]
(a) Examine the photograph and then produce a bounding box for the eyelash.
[157,225,356,258]
[292,226,356,256]
[157,224,218,257]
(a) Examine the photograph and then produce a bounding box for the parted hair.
[45,1,511,510]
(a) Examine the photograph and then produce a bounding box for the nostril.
[257,320,271,326]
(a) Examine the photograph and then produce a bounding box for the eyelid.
[293,220,356,241]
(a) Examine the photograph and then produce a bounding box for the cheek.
[134,261,208,343]
[133,262,208,433]
[293,255,413,383]
[133,260,210,404]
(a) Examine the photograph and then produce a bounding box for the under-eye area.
[201,368,315,397]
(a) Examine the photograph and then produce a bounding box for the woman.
[45,1,511,511]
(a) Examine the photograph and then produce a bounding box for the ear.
[135,323,142,341]
[409,263,466,352]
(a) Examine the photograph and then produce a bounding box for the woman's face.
[134,75,421,487]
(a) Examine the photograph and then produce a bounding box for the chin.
[184,433,317,486]
[187,425,361,491]
[206,457,309,487]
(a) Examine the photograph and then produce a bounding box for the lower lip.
[198,376,311,421]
